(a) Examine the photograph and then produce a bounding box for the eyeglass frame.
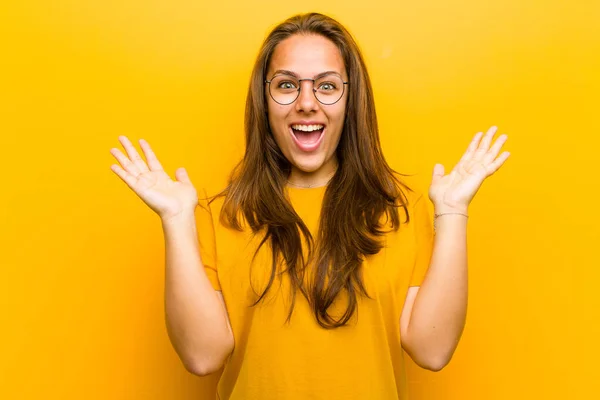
[264,72,349,106]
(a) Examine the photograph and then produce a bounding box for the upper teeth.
[292,124,323,132]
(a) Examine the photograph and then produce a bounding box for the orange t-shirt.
[195,181,434,399]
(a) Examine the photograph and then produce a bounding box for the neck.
[287,160,338,189]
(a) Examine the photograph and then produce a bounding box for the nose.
[295,80,319,113]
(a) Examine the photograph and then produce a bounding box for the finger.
[476,126,498,155]
[461,131,483,161]
[486,151,510,176]
[110,163,140,189]
[118,136,150,174]
[139,139,164,171]
[483,134,508,165]
[110,147,142,177]
[452,131,483,172]
[175,167,191,184]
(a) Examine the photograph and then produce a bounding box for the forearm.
[162,213,233,374]
[407,213,468,370]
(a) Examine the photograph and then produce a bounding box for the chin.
[290,155,326,173]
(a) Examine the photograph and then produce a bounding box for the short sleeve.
[195,187,221,290]
[409,193,435,287]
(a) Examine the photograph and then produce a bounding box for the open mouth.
[289,124,325,152]
[291,126,324,143]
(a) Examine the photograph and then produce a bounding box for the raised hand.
[109,136,198,221]
[428,126,510,213]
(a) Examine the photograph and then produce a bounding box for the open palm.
[429,126,510,212]
[109,136,198,221]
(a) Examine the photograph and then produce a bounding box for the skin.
[401,126,510,370]
[110,31,511,372]
[265,34,348,187]
[265,34,512,370]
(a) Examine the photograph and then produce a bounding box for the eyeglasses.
[265,73,349,105]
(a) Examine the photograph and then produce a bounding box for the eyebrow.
[271,69,343,80]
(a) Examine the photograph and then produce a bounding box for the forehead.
[267,34,346,78]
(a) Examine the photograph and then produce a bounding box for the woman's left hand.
[429,126,510,213]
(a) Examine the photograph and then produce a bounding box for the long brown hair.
[208,12,415,329]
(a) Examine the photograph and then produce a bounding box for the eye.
[278,81,298,89]
[318,82,336,91]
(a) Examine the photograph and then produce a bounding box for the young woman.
[110,12,509,400]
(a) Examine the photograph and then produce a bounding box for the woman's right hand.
[109,136,199,222]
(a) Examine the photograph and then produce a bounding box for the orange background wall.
[1,1,598,399]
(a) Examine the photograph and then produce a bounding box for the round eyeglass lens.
[269,74,345,105]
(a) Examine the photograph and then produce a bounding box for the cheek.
[266,108,290,146]
[267,99,284,122]
[328,107,347,134]
[267,105,291,135]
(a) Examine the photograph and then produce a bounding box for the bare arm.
[401,126,508,371]
[162,212,234,376]
[108,136,234,375]
[401,213,468,371]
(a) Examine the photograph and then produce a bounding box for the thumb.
[175,167,192,184]
[432,163,445,185]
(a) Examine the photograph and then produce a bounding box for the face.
[265,34,348,181]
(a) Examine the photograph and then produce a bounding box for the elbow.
[408,343,453,372]
[420,356,450,372]
[419,347,455,372]
[184,338,235,377]
[185,358,223,377]
[404,334,457,372]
